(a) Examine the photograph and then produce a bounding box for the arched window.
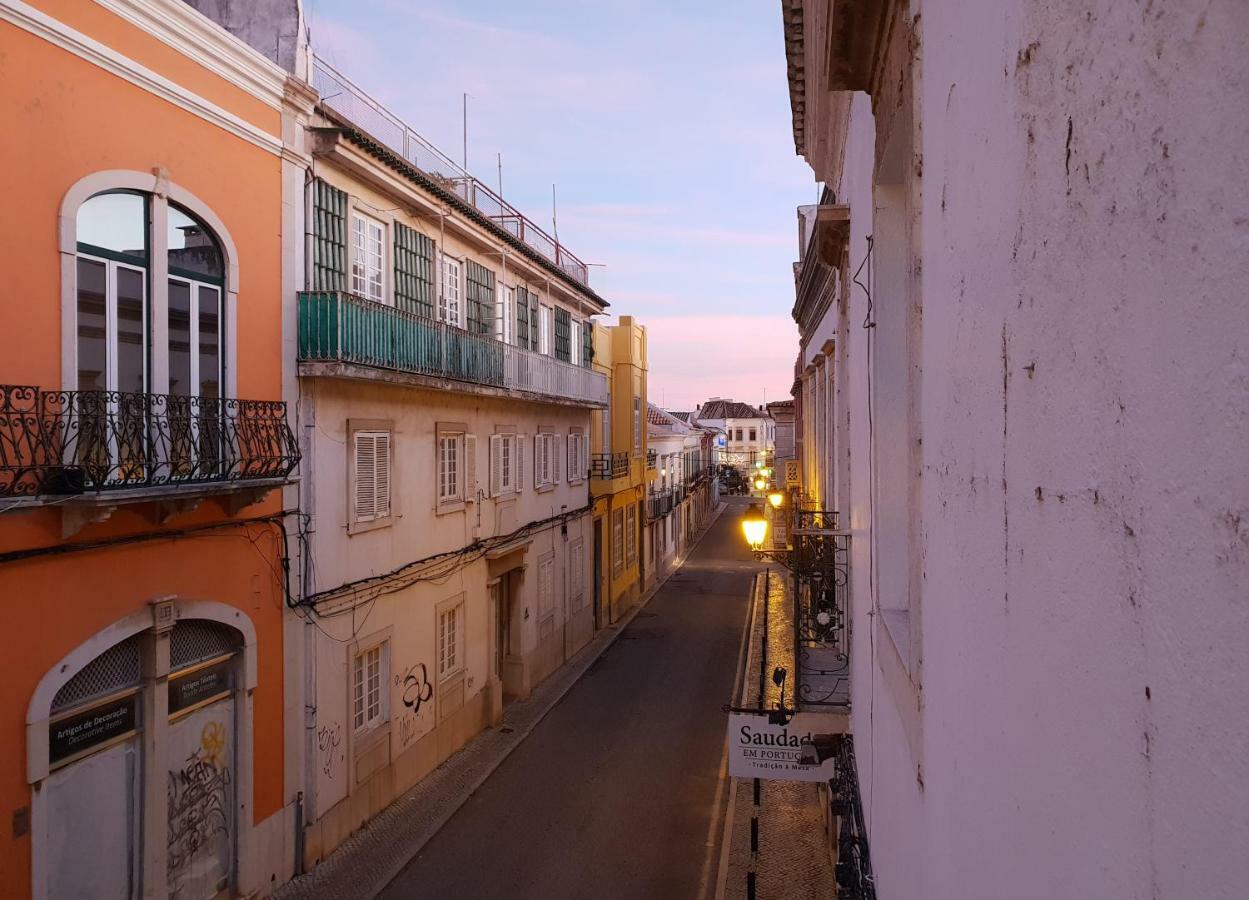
[167,205,224,401]
[75,191,150,395]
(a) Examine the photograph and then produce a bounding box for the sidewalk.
[718,569,837,900]
[274,502,727,900]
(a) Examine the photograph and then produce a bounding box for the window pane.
[198,286,221,399]
[168,205,222,279]
[168,280,192,397]
[116,267,146,394]
[76,258,107,391]
[77,192,146,259]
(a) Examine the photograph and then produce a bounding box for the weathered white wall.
[820,2,1249,898]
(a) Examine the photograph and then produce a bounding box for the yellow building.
[590,318,648,624]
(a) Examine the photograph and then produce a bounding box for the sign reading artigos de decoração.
[726,712,838,782]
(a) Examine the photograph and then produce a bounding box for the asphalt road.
[380,499,759,900]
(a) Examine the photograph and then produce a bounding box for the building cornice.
[95,0,288,109]
[2,0,282,154]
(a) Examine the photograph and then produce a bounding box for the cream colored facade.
[590,318,648,623]
[295,71,608,867]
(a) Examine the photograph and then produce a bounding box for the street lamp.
[768,490,785,509]
[753,476,767,492]
[740,502,768,550]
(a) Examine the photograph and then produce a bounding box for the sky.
[306,0,813,411]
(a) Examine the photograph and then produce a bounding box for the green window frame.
[465,260,496,335]
[313,179,347,292]
[554,307,571,362]
[394,222,435,318]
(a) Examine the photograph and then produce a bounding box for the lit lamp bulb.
[740,502,768,550]
[768,491,784,509]
[753,477,767,492]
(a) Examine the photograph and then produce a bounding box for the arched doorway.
[30,606,253,900]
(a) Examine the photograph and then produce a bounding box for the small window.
[538,304,553,355]
[351,213,385,303]
[612,509,625,576]
[353,430,392,523]
[749,428,757,442]
[440,255,462,326]
[490,434,517,495]
[438,602,463,679]
[352,642,387,733]
[633,397,642,451]
[534,433,556,488]
[625,505,637,565]
[496,285,515,344]
[569,538,585,608]
[570,320,581,366]
[438,432,463,503]
[567,432,584,483]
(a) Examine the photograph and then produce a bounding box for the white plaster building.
[782,1,1249,898]
[694,398,774,471]
[293,56,608,865]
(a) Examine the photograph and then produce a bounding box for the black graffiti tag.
[167,749,232,883]
[316,723,343,778]
[396,663,434,714]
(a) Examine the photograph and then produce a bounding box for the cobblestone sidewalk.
[274,503,727,900]
[719,570,837,900]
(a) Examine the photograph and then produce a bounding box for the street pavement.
[380,498,760,900]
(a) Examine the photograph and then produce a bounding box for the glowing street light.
[768,491,785,509]
[740,502,768,550]
[753,476,767,492]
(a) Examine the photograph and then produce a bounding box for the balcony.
[298,292,608,407]
[646,449,657,470]
[591,452,629,480]
[647,488,674,521]
[790,510,850,711]
[0,385,298,525]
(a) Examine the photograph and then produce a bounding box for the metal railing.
[647,488,674,520]
[311,56,590,286]
[646,449,656,470]
[298,292,608,406]
[790,511,850,709]
[590,452,629,480]
[0,385,298,499]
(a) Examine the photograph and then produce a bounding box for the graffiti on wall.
[394,662,434,750]
[168,722,232,883]
[317,722,344,778]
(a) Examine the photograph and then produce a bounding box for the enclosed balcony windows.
[351,213,385,303]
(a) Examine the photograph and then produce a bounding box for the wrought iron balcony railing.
[791,512,849,710]
[312,57,590,286]
[0,385,298,500]
[298,291,608,406]
[646,449,656,470]
[590,452,629,480]
[647,488,674,520]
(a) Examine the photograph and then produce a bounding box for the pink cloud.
[630,314,798,410]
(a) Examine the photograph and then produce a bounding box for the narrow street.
[380,500,758,900]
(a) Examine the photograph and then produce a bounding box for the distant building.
[694,398,774,470]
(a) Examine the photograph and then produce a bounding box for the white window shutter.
[567,435,575,483]
[465,435,477,502]
[375,432,391,518]
[534,435,542,485]
[490,435,502,497]
[517,434,526,491]
[554,434,563,483]
[354,433,377,522]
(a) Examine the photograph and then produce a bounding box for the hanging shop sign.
[726,712,839,782]
[169,657,233,716]
[49,692,139,765]
[784,460,800,488]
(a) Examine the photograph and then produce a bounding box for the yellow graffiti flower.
[200,721,227,768]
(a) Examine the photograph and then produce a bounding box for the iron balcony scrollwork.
[590,451,629,480]
[830,736,876,900]
[0,384,300,499]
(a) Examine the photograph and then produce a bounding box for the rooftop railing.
[311,56,590,287]
[298,292,608,407]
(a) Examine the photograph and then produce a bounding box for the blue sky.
[306,0,813,410]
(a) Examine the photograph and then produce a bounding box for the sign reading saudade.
[726,712,838,782]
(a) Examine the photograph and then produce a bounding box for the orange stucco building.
[0,1,309,895]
